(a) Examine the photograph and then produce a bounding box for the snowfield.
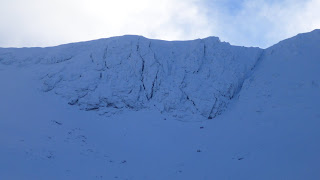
[0,30,320,179]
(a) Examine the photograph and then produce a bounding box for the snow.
[0,30,320,179]
[0,35,262,120]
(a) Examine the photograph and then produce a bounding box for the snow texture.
[0,36,262,120]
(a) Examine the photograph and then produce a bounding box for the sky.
[0,0,319,48]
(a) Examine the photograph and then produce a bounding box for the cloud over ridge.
[0,0,319,47]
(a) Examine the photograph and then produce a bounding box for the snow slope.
[0,36,262,120]
[214,29,320,179]
[0,30,320,179]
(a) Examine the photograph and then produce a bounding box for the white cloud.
[0,0,214,47]
[0,0,319,48]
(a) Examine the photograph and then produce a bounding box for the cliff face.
[0,36,262,119]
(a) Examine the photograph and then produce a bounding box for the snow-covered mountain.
[0,30,319,179]
[0,35,262,120]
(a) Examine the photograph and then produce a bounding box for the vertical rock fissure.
[103,46,109,69]
[208,96,218,119]
[149,69,159,100]
[196,41,207,73]
[136,38,148,100]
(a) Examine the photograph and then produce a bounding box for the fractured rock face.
[0,35,263,119]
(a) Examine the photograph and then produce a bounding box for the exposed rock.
[0,35,263,120]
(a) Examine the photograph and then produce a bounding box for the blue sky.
[0,0,319,48]
[205,0,245,14]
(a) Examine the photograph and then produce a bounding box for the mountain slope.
[0,36,262,120]
[0,30,320,180]
[212,29,320,179]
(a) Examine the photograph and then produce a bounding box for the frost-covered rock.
[0,35,263,119]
